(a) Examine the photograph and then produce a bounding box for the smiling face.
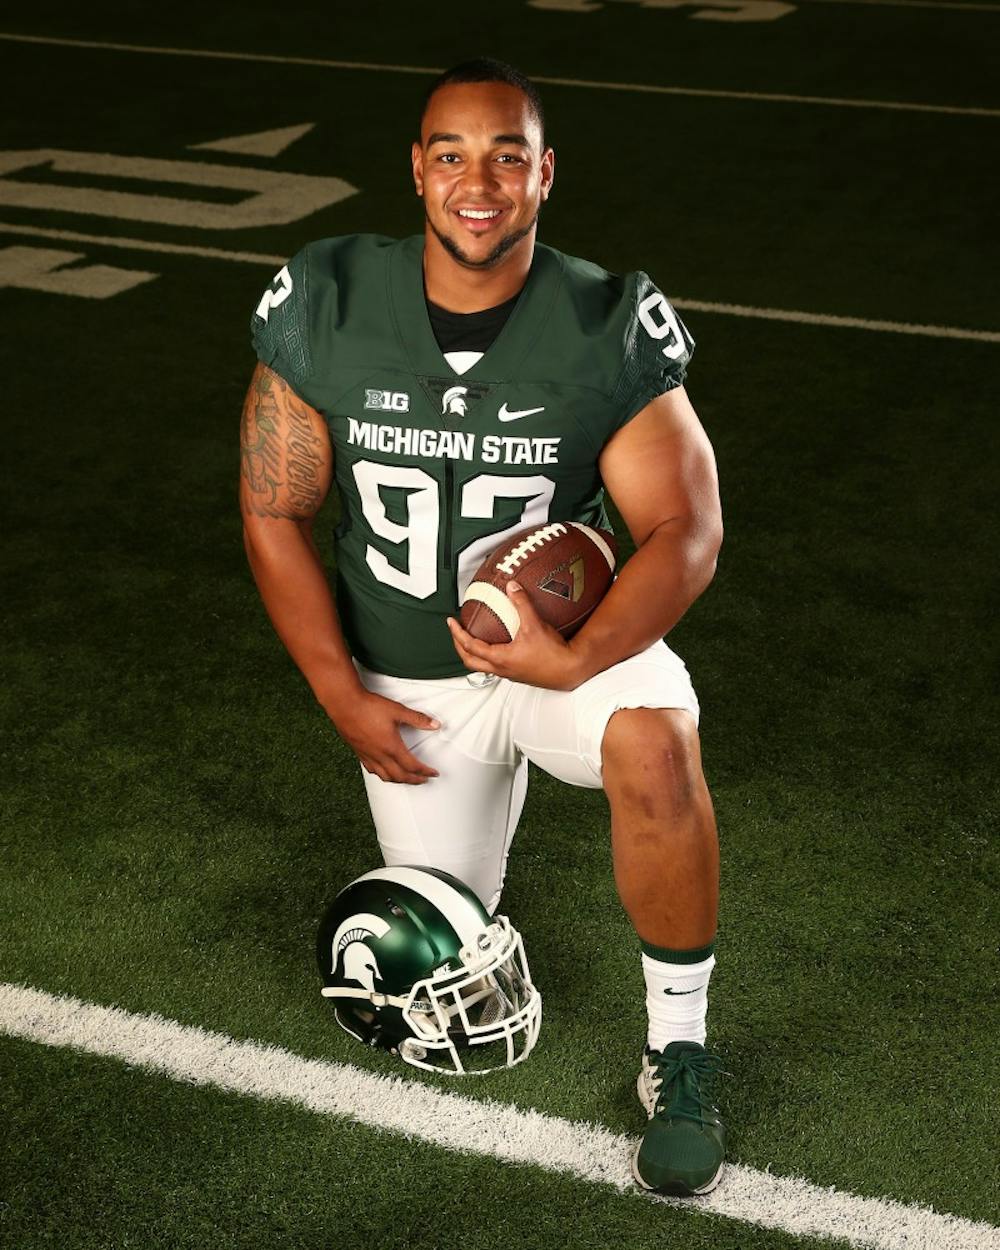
[412,81,555,273]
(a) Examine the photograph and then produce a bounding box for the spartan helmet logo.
[441,386,469,417]
[330,912,392,992]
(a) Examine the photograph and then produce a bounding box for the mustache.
[426,210,540,270]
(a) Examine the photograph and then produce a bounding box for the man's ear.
[411,141,424,197]
[540,146,555,203]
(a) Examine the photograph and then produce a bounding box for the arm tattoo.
[240,368,327,519]
[284,394,324,515]
[240,368,283,509]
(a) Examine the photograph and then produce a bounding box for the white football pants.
[357,640,699,914]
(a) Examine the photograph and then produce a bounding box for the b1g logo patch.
[365,389,410,413]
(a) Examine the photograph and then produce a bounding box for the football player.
[241,58,726,1196]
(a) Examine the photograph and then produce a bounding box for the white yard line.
[2,983,998,1250]
[669,297,1000,343]
[0,221,287,266]
[3,223,997,345]
[0,32,997,118]
[795,0,1000,12]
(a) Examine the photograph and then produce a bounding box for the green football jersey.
[250,234,694,679]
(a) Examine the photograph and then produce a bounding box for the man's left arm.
[446,386,723,689]
[570,384,723,681]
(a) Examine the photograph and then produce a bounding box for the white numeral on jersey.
[638,292,687,361]
[351,462,556,601]
[352,462,439,599]
[456,476,557,598]
[255,265,293,322]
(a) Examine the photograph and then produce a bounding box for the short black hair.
[419,58,546,146]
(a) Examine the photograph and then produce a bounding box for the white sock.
[641,952,715,1051]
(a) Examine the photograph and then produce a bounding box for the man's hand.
[446,581,584,691]
[330,690,441,784]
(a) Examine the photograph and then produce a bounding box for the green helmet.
[317,865,541,1075]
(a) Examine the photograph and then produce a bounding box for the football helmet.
[317,865,541,1075]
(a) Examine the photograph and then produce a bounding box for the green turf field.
[1,4,998,1247]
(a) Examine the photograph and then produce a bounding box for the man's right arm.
[239,362,439,783]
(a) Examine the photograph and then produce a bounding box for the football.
[459,521,617,644]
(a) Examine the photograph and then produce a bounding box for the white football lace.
[495,524,567,576]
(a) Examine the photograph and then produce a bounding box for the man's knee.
[601,708,704,819]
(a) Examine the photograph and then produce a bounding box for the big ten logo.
[365,389,411,414]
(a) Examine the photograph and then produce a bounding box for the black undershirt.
[426,291,521,355]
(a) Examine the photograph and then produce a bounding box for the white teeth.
[458,209,501,219]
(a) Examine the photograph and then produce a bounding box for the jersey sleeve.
[249,246,313,393]
[611,272,695,429]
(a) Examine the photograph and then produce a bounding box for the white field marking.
[0,222,286,265]
[528,0,797,19]
[531,73,1000,116]
[0,245,157,298]
[2,223,998,346]
[541,0,1000,11]
[188,123,315,158]
[794,0,1000,10]
[670,297,1000,343]
[0,32,997,118]
[0,149,357,231]
[2,983,998,1250]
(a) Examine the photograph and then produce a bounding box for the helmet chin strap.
[320,986,409,1009]
[322,978,506,1021]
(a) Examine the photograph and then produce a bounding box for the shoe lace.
[649,1048,725,1127]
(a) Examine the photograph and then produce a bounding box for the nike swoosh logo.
[498,403,546,422]
[663,987,699,995]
